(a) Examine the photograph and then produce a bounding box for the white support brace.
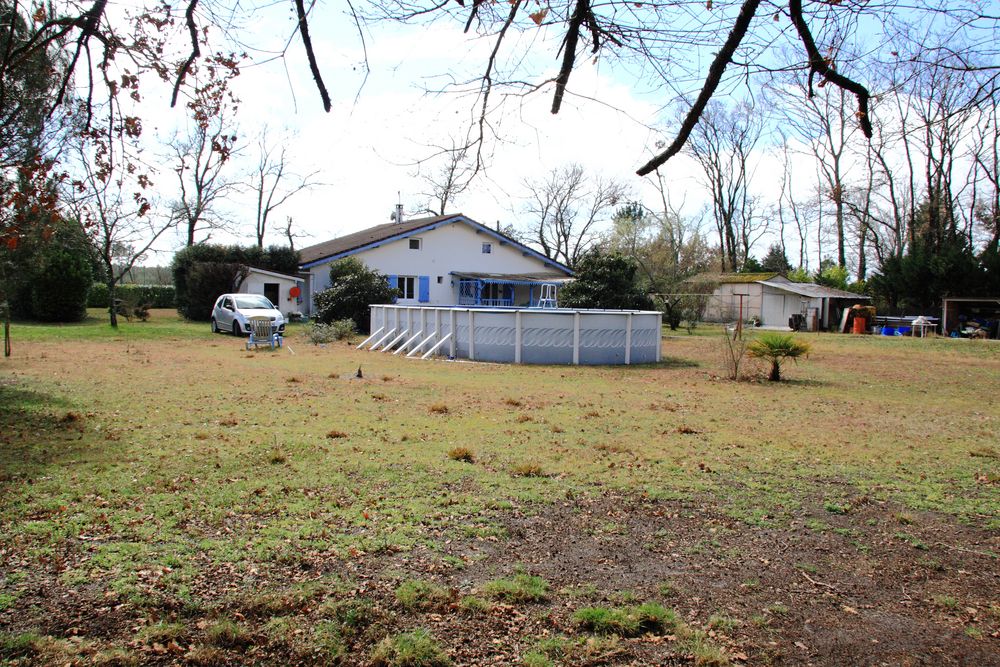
[407,331,438,358]
[357,327,384,350]
[421,332,452,359]
[394,330,423,355]
[369,328,397,351]
[382,329,409,352]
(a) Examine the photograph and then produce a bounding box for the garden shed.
[941,297,1000,338]
[690,273,869,330]
[237,267,306,316]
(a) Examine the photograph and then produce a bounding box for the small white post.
[449,310,457,357]
[469,309,476,361]
[656,312,662,362]
[515,310,522,364]
[573,311,580,365]
[625,312,632,365]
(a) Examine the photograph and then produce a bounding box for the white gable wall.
[305,221,560,311]
[237,270,304,317]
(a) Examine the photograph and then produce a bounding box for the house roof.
[298,213,573,275]
[687,272,779,284]
[757,279,870,300]
[245,266,305,282]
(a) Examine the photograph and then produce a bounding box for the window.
[481,242,492,254]
[437,276,443,284]
[409,238,422,250]
[235,295,274,309]
[396,276,416,299]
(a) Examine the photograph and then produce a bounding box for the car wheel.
[232,320,242,336]
[211,318,219,333]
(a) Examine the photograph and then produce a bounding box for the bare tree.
[969,103,1000,250]
[685,101,766,272]
[414,139,476,216]
[522,164,628,268]
[775,136,811,270]
[168,115,240,246]
[166,60,242,247]
[73,132,174,328]
[280,216,310,252]
[771,79,858,268]
[249,128,320,248]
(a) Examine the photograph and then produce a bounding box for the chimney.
[395,202,404,225]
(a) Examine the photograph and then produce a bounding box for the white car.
[211,293,286,336]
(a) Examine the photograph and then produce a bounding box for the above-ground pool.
[360,305,662,365]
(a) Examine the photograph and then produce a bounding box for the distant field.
[1,311,997,666]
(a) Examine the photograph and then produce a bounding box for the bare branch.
[636,0,762,176]
[551,0,589,115]
[294,0,331,112]
[788,0,873,139]
[170,0,202,108]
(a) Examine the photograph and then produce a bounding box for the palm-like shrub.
[747,333,811,381]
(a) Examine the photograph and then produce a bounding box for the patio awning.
[450,272,572,286]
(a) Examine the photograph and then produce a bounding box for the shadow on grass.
[0,382,87,481]
[772,377,826,388]
[652,357,700,369]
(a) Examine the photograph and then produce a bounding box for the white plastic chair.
[246,316,282,350]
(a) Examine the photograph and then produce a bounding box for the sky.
[130,2,731,262]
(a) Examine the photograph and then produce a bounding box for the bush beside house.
[559,250,654,311]
[313,258,399,333]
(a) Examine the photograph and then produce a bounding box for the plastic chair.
[246,316,282,350]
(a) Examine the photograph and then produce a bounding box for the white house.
[236,267,306,315]
[297,213,573,314]
[690,272,869,330]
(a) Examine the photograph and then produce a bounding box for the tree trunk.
[857,232,867,280]
[3,301,10,358]
[107,281,119,328]
[769,361,781,382]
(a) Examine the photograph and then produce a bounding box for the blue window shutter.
[388,275,398,303]
[418,276,430,303]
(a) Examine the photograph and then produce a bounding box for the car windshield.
[234,295,274,309]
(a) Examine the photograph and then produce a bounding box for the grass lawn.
[1,310,998,666]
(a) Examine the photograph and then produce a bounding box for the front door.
[263,283,280,307]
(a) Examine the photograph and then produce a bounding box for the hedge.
[88,284,176,309]
[172,244,299,320]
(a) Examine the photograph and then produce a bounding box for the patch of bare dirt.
[2,491,997,666]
